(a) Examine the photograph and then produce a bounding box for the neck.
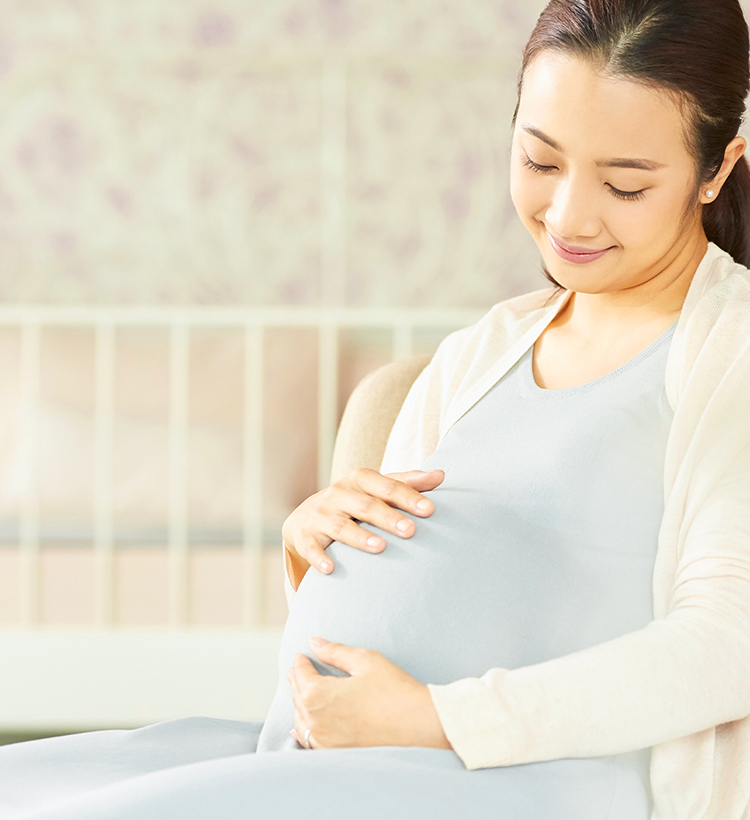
[557,230,709,339]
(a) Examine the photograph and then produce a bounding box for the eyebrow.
[522,125,667,171]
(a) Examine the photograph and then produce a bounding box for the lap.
[0,717,262,819]
[0,718,648,820]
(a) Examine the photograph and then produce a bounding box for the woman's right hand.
[282,468,445,578]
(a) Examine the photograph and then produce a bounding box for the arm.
[428,445,750,770]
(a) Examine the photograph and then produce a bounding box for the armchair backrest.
[330,354,432,483]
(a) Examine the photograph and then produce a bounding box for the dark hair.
[514,0,750,289]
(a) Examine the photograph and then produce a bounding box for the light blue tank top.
[258,320,677,809]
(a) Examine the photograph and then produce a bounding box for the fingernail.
[416,499,430,511]
[367,536,383,548]
[310,636,327,647]
[396,519,411,533]
[320,559,332,571]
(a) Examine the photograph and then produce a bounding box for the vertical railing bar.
[168,320,190,628]
[392,324,414,362]
[242,324,264,628]
[317,324,339,491]
[93,320,116,627]
[18,320,40,627]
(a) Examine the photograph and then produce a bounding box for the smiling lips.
[548,232,615,264]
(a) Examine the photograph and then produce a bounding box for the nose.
[544,176,602,241]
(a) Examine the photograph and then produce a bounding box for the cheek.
[614,196,682,247]
[618,172,697,245]
[510,166,546,223]
[608,205,648,241]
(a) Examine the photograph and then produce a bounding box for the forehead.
[517,51,691,165]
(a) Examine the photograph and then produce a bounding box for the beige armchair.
[330,354,433,483]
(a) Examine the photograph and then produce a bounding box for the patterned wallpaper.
[0,0,552,309]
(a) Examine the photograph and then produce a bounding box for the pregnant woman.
[2,1,750,818]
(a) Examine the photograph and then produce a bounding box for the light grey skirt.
[0,717,649,820]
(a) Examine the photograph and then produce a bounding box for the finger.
[387,469,446,494]
[291,723,318,750]
[292,532,335,575]
[321,477,422,535]
[342,494,418,539]
[309,639,372,676]
[291,705,317,750]
[291,701,307,742]
[292,652,323,691]
[351,468,441,519]
[290,705,303,743]
[309,489,419,548]
[305,517,390,554]
[287,666,312,717]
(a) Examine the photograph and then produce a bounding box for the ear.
[701,136,748,204]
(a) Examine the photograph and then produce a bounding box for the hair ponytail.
[704,154,750,269]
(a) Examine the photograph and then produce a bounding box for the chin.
[540,258,614,294]
[542,250,620,293]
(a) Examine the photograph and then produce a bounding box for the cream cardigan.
[285,242,750,820]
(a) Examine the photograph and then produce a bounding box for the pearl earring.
[707,190,715,198]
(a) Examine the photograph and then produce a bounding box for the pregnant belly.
[275,480,650,688]
[277,488,533,688]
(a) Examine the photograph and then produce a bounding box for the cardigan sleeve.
[428,443,750,771]
[283,541,316,612]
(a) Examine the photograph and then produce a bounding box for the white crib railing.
[0,305,482,733]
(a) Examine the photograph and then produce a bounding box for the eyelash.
[521,154,647,202]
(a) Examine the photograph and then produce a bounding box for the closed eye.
[522,153,647,202]
[522,155,556,174]
[607,184,647,202]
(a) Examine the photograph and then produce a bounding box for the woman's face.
[510,51,704,295]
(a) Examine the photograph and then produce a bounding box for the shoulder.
[681,244,750,350]
[667,243,750,409]
[686,243,750,314]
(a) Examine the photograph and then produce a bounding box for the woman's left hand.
[287,637,452,751]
